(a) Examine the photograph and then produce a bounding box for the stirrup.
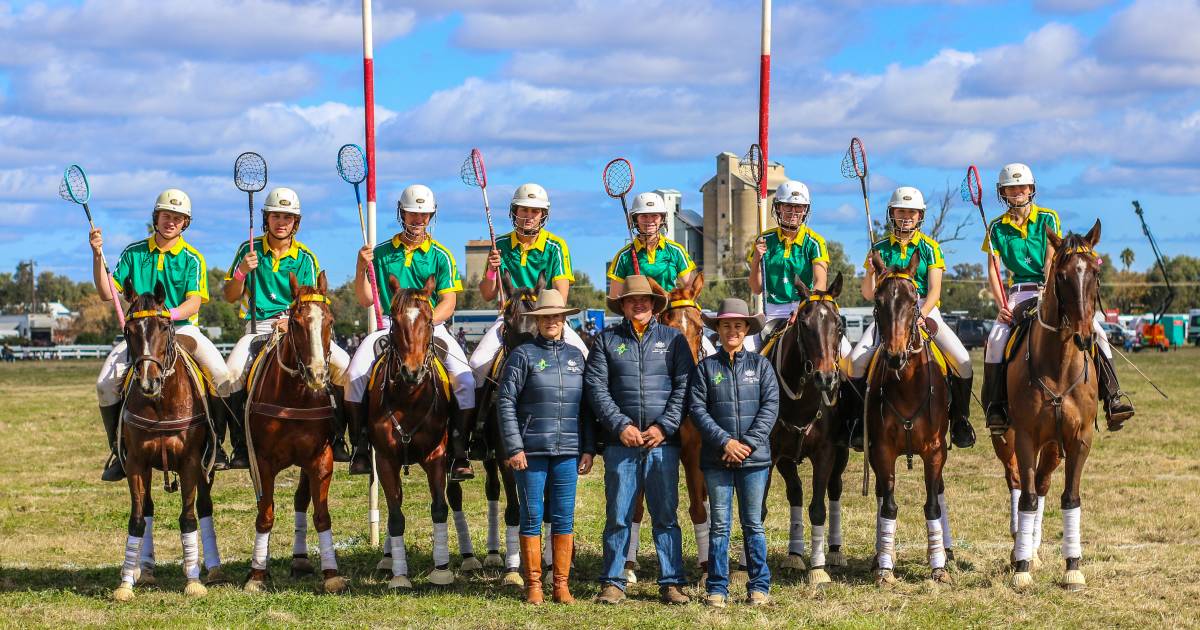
[985,413,1010,437]
[1105,392,1135,430]
[449,459,475,482]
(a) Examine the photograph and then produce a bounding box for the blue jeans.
[600,444,685,589]
[514,455,579,536]
[704,465,771,597]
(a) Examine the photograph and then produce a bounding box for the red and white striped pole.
[362,0,381,548]
[755,0,771,314]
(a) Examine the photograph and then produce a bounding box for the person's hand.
[274,318,289,333]
[577,453,594,475]
[488,249,502,270]
[998,305,1013,324]
[506,451,528,471]
[722,439,752,464]
[641,425,665,449]
[89,228,104,256]
[753,238,766,261]
[357,246,374,269]
[619,425,645,447]
[239,250,259,274]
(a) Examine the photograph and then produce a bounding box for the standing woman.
[688,298,779,608]
[496,289,595,605]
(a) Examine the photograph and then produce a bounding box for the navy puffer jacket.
[585,318,694,446]
[497,335,593,458]
[688,349,779,469]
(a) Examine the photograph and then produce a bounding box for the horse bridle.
[126,308,178,387]
[1036,244,1101,349]
[274,293,333,387]
[385,292,436,387]
[776,293,844,406]
[873,271,925,373]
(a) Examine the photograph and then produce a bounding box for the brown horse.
[763,272,851,586]
[241,271,348,594]
[111,284,220,601]
[866,252,952,587]
[370,275,456,589]
[1004,221,1103,592]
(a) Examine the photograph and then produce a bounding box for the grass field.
[1,348,1198,628]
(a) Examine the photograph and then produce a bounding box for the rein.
[871,272,934,470]
[872,272,924,372]
[773,294,844,404]
[379,292,441,473]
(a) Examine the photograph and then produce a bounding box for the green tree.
[197,267,243,342]
[1120,248,1135,271]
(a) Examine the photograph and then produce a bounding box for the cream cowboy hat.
[702,297,764,335]
[606,274,667,316]
[521,289,581,317]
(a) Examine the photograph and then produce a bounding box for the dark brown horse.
[763,272,850,586]
[866,252,952,587]
[112,284,219,601]
[370,275,456,589]
[1005,221,1103,592]
[241,271,348,594]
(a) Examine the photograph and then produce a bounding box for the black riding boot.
[329,390,352,463]
[100,403,126,482]
[347,400,373,476]
[449,405,475,482]
[832,380,855,448]
[845,377,867,452]
[982,362,1009,436]
[467,395,489,461]
[948,374,976,449]
[207,394,230,471]
[1096,352,1135,431]
[225,391,249,470]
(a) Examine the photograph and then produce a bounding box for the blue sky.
[1,0,1197,292]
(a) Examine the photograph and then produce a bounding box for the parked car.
[949,317,992,351]
[1099,322,1129,347]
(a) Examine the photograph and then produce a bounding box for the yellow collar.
[776,226,809,258]
[632,237,661,253]
[887,230,929,256]
[508,229,548,252]
[1000,205,1040,237]
[392,233,432,253]
[148,236,185,256]
[262,236,299,260]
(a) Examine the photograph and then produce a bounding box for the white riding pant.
[224,318,349,394]
[344,320,475,409]
[96,325,231,407]
[469,317,589,384]
[848,305,972,379]
[984,288,1111,364]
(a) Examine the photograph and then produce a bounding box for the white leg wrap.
[382,535,391,556]
[1010,489,1021,537]
[486,501,501,551]
[120,535,143,586]
[389,535,408,576]
[317,529,337,572]
[432,522,450,567]
[626,521,641,563]
[694,521,710,566]
[938,494,953,551]
[876,516,897,570]
[1032,496,1046,552]
[452,511,475,556]
[181,531,201,580]
[788,506,807,556]
[199,516,221,569]
[1062,506,1082,559]
[140,516,155,569]
[251,531,271,571]
[925,519,946,570]
[504,525,521,570]
[828,501,843,546]
[810,525,827,568]
[543,524,553,567]
[1014,510,1037,562]
[293,512,308,556]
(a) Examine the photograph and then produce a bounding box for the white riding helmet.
[511,183,550,211]
[262,187,301,216]
[153,188,192,217]
[629,192,667,216]
[398,184,437,214]
[773,180,811,207]
[996,163,1036,208]
[887,186,926,211]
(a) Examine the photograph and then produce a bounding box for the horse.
[110,283,223,601]
[865,251,952,587]
[1003,221,1103,592]
[762,272,851,586]
[369,275,458,589]
[241,271,348,594]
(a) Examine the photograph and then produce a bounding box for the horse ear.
[422,274,437,297]
[1085,219,1101,248]
[870,250,887,276]
[905,251,921,276]
[828,272,844,298]
[1045,223,1063,250]
[316,270,328,294]
[123,280,138,305]
[289,272,300,299]
[153,282,166,305]
[501,268,515,299]
[535,270,547,294]
[646,275,667,297]
[793,274,810,301]
[690,271,705,296]
[387,275,401,300]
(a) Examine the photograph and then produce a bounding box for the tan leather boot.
[519,535,544,604]
[551,534,574,604]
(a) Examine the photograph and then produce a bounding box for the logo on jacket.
[743,369,759,383]
[535,359,549,371]
[566,358,581,373]
[616,342,628,355]
[653,340,668,354]
[713,372,725,385]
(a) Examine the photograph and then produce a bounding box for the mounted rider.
[222,187,352,468]
[344,185,477,481]
[845,186,977,450]
[980,163,1134,434]
[90,188,233,481]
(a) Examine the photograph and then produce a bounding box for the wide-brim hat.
[606,274,668,316]
[702,297,764,335]
[521,289,581,317]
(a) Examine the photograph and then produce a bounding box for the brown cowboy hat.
[606,274,668,316]
[520,289,581,317]
[702,297,764,335]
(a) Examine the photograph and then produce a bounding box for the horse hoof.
[388,575,413,590]
[781,554,807,571]
[1062,569,1086,592]
[112,584,134,602]
[203,566,231,586]
[460,556,483,572]
[135,567,156,586]
[428,568,455,586]
[483,552,504,568]
[930,568,952,585]
[1011,571,1034,590]
[808,567,832,587]
[290,556,315,577]
[322,575,350,594]
[826,551,846,567]
[622,568,637,584]
[874,570,898,588]
[375,555,393,572]
[243,579,267,594]
[184,580,208,598]
[502,570,524,588]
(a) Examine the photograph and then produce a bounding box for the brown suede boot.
[551,534,574,604]
[520,535,544,604]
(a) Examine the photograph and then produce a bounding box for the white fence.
[2,343,237,361]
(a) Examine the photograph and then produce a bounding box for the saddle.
[368,336,452,403]
[760,318,788,344]
[1002,296,1041,364]
[373,332,450,360]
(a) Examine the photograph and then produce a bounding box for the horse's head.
[658,272,704,361]
[287,271,333,391]
[870,250,922,370]
[387,275,436,385]
[1044,220,1102,352]
[123,282,176,399]
[500,269,541,349]
[791,271,845,398]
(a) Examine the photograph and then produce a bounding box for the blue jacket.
[497,335,594,458]
[585,318,694,446]
[688,349,779,469]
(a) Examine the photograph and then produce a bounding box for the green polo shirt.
[495,229,574,288]
[863,231,945,297]
[112,236,209,327]
[607,237,696,292]
[982,204,1062,285]
[225,237,319,320]
[746,226,830,304]
[373,234,462,310]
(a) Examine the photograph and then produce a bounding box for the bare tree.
[923,181,973,245]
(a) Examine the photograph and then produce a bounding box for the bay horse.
[1005,221,1103,592]
[370,275,457,589]
[762,272,850,586]
[111,283,221,601]
[241,271,348,595]
[865,252,952,587]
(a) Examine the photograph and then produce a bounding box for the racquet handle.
[479,186,504,307]
[83,205,125,327]
[248,194,257,330]
[620,194,641,275]
[977,204,1009,310]
[355,200,384,329]
[860,179,876,244]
